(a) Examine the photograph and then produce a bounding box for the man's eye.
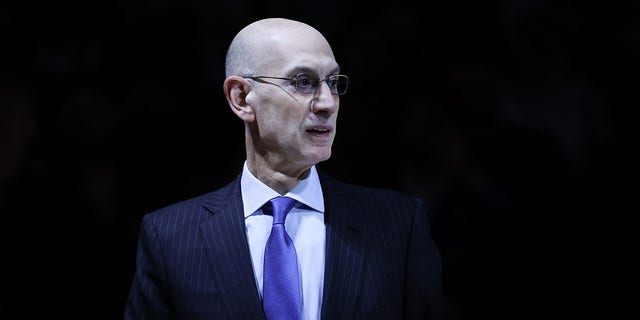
[296,75,316,88]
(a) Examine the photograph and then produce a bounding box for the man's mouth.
[307,128,329,133]
[306,126,331,136]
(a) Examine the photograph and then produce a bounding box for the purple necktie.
[263,196,302,320]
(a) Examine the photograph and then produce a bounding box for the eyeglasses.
[243,73,350,95]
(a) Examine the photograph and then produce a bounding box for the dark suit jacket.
[125,171,451,319]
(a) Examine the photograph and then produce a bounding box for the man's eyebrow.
[287,66,341,76]
[287,67,314,76]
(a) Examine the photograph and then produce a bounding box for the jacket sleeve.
[124,214,174,320]
[403,198,458,320]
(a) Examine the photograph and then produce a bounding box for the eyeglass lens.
[295,74,349,95]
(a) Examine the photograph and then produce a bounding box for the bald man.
[125,18,452,320]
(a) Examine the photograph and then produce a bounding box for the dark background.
[1,0,636,319]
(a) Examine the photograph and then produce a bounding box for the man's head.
[223,18,345,177]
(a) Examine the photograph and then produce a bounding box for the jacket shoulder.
[145,175,241,221]
[318,170,421,206]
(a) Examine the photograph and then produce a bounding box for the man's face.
[246,30,341,170]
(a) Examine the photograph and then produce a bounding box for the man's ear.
[224,76,255,122]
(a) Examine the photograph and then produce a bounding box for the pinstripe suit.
[125,170,449,319]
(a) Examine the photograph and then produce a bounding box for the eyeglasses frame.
[242,73,349,96]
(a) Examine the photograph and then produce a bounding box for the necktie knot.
[265,196,297,225]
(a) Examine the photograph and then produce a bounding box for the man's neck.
[246,158,311,195]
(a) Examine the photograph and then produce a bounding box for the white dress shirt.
[241,161,326,320]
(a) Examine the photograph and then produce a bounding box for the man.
[125,17,450,319]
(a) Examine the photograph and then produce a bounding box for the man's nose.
[311,82,338,113]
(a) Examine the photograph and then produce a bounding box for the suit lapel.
[199,177,265,319]
[319,173,367,319]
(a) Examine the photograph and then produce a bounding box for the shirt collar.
[240,161,325,218]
